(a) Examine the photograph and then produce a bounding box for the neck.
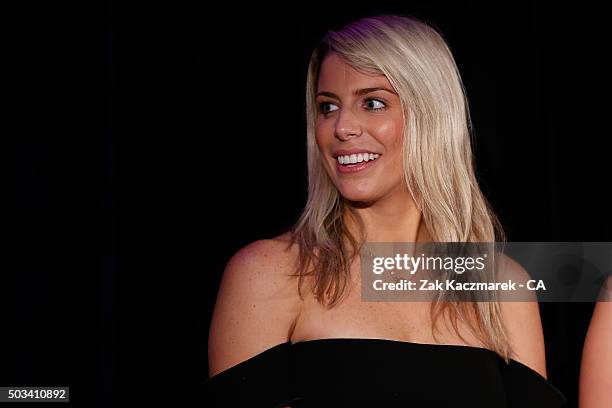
[344,187,431,243]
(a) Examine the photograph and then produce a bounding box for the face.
[315,53,406,204]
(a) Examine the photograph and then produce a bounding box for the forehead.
[317,53,392,92]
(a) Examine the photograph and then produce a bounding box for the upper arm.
[207,239,301,377]
[579,277,612,408]
[498,254,547,378]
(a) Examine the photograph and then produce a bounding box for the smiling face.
[315,53,407,204]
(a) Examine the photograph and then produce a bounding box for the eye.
[319,101,339,114]
[365,98,386,112]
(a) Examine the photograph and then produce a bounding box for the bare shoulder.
[496,252,547,378]
[495,251,532,283]
[207,233,302,376]
[579,276,612,407]
[591,276,612,323]
[599,275,612,301]
[587,276,612,334]
[222,232,298,282]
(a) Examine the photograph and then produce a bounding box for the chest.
[290,271,482,345]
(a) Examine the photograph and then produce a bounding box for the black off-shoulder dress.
[203,338,566,407]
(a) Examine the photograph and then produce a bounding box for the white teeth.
[336,153,380,165]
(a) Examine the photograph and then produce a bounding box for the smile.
[337,153,380,165]
[335,152,381,174]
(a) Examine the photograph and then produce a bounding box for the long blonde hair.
[288,14,511,361]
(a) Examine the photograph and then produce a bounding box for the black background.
[5,1,610,407]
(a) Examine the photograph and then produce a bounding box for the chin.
[337,187,378,204]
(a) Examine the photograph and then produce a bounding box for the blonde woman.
[579,276,612,408]
[205,14,566,407]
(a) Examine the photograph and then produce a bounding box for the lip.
[335,155,381,174]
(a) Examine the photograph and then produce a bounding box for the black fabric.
[202,338,567,407]
[203,342,298,407]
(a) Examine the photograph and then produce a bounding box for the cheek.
[375,119,404,156]
[374,118,405,181]
[376,118,402,142]
[315,119,333,148]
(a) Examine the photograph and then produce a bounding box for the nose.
[335,108,362,141]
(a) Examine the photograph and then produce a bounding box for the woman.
[579,276,612,408]
[205,14,566,407]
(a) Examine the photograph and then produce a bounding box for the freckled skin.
[315,53,408,204]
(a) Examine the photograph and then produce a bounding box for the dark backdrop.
[5,1,609,407]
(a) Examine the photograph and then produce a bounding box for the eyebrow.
[315,87,398,99]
